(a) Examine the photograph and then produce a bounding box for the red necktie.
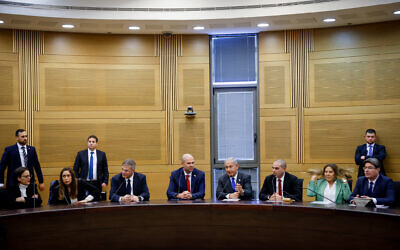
[278,179,282,196]
[186,175,191,193]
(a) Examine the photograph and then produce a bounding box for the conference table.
[1,200,399,249]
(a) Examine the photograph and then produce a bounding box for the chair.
[393,181,400,207]
[47,180,59,205]
[297,178,304,201]
[348,179,353,191]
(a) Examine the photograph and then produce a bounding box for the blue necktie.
[367,145,373,157]
[89,152,94,180]
[126,179,131,195]
[368,182,374,197]
[231,177,236,191]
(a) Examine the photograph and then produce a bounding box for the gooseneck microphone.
[304,187,336,204]
[111,178,125,202]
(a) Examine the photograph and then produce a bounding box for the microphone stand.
[304,187,336,204]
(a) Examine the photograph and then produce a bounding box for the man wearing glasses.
[350,158,394,206]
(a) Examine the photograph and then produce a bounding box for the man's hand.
[121,195,132,202]
[235,184,244,196]
[101,183,106,189]
[228,192,240,199]
[361,156,366,160]
[177,191,192,199]
[39,183,45,191]
[16,197,25,202]
[269,193,283,201]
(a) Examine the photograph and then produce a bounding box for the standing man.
[259,159,301,202]
[73,135,109,191]
[216,157,252,200]
[0,129,45,190]
[355,129,386,177]
[109,159,150,202]
[350,158,394,206]
[167,154,205,200]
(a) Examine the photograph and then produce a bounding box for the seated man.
[350,158,394,206]
[259,159,301,202]
[216,157,252,200]
[109,159,150,202]
[167,154,205,200]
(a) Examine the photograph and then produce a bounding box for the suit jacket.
[355,143,386,177]
[109,172,150,202]
[49,179,100,205]
[259,172,301,201]
[73,149,109,186]
[350,175,395,206]
[306,179,351,204]
[166,167,205,200]
[7,183,42,209]
[216,172,252,200]
[0,144,44,187]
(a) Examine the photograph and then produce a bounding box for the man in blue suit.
[109,159,150,202]
[216,157,252,200]
[350,158,394,206]
[0,129,44,191]
[73,135,109,191]
[355,129,386,177]
[167,154,205,200]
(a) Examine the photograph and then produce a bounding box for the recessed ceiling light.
[193,26,205,30]
[323,18,336,23]
[62,24,74,29]
[394,10,400,15]
[0,20,4,24]
[257,23,269,28]
[128,26,140,30]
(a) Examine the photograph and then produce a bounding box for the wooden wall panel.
[0,29,13,53]
[314,20,400,51]
[35,119,166,168]
[182,35,209,57]
[39,63,161,110]
[173,118,210,165]
[259,59,291,108]
[260,116,296,164]
[177,63,209,110]
[0,60,19,110]
[45,32,156,56]
[259,31,285,54]
[305,114,400,166]
[310,53,400,107]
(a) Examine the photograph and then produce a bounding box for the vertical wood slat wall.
[156,34,182,164]
[13,30,44,144]
[285,30,314,163]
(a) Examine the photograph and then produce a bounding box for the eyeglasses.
[363,166,376,170]
[21,175,31,178]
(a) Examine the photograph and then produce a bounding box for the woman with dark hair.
[7,167,42,208]
[49,167,100,205]
[307,164,351,204]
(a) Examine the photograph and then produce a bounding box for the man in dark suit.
[216,157,252,200]
[167,154,205,200]
[0,129,44,191]
[73,135,109,190]
[350,158,394,206]
[109,159,150,202]
[259,159,301,202]
[355,128,386,177]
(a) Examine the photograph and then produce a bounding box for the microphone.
[111,179,125,202]
[270,175,278,202]
[61,187,71,205]
[304,187,336,204]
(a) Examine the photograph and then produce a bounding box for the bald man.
[166,154,205,200]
